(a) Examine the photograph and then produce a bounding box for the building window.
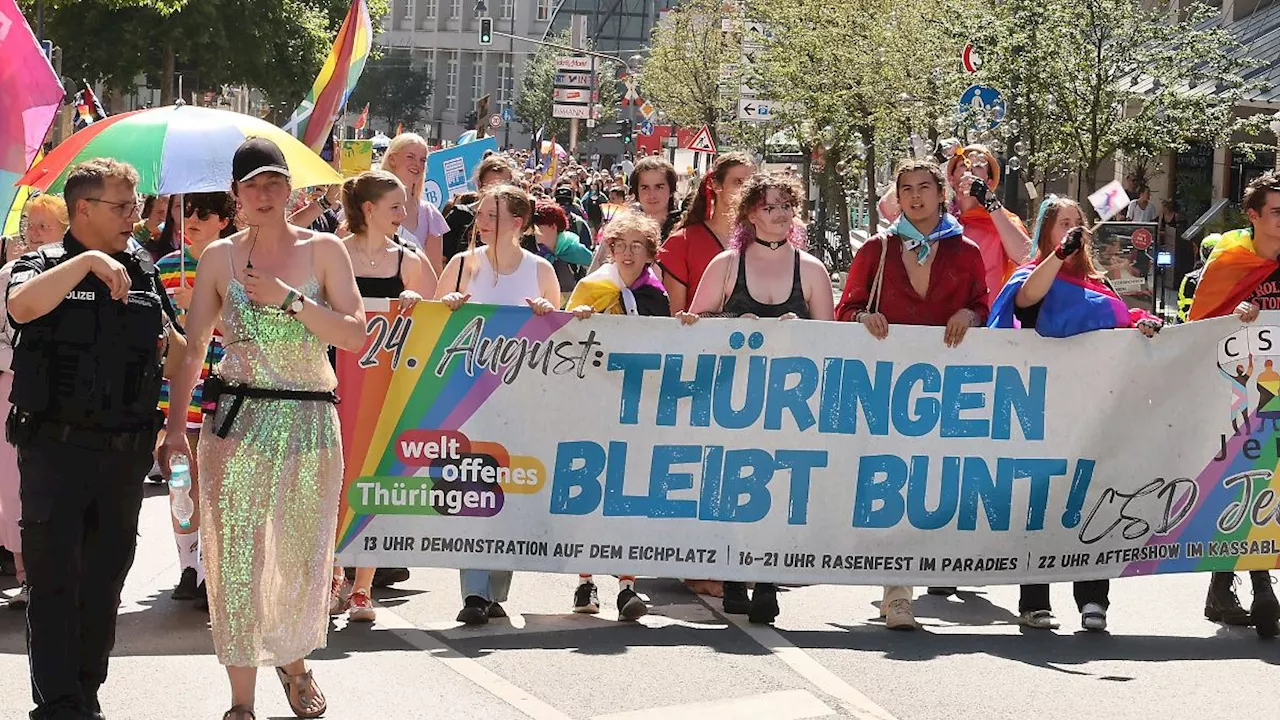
[500,0,514,18]
[401,0,414,26]
[449,0,461,18]
[537,0,550,21]
[472,54,485,105]
[422,50,436,112]
[425,0,436,18]
[498,54,512,105]
[446,53,459,111]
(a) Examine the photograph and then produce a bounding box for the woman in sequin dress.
[162,138,365,720]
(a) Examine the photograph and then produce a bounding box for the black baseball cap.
[233,137,291,183]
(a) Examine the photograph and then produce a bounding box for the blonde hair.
[383,132,430,200]
[341,170,404,235]
[600,210,662,258]
[25,194,69,231]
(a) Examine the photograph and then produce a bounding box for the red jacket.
[835,232,990,326]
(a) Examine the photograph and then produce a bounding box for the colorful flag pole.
[0,0,65,235]
[283,0,373,152]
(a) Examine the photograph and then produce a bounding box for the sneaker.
[1080,603,1108,632]
[617,588,648,621]
[372,567,411,588]
[1018,609,1059,629]
[328,577,350,616]
[1205,574,1251,626]
[171,567,198,601]
[1251,576,1280,638]
[926,587,957,596]
[573,582,600,614]
[884,598,919,630]
[457,595,490,625]
[147,460,165,484]
[747,584,780,625]
[722,582,750,615]
[348,590,376,623]
[7,583,29,610]
[487,601,507,619]
[194,581,209,612]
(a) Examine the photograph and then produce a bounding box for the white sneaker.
[7,583,29,610]
[1081,602,1107,631]
[884,598,919,630]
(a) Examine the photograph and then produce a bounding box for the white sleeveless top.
[462,248,542,306]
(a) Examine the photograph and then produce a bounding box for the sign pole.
[568,15,587,158]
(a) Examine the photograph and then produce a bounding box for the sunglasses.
[184,203,222,221]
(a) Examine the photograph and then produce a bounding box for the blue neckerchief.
[890,213,963,265]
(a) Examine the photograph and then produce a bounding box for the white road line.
[590,689,836,720]
[373,605,575,720]
[725,614,901,720]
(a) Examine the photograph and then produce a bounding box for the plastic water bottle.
[169,454,194,530]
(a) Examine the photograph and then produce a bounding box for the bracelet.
[280,289,300,312]
[984,196,1003,213]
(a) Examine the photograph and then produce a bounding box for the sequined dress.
[199,276,343,667]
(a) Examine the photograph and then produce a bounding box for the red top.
[835,233,990,325]
[657,223,726,300]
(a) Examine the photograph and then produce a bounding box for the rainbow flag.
[283,0,373,152]
[0,0,64,233]
[1189,228,1274,321]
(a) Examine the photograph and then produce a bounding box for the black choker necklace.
[754,238,787,250]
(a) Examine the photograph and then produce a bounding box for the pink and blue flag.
[0,1,64,226]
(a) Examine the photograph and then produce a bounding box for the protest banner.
[333,301,1280,586]
[339,139,374,177]
[423,137,500,208]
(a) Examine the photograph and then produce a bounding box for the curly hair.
[729,172,807,250]
[600,210,661,258]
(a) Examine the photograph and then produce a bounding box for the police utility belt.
[202,374,338,438]
[5,409,159,452]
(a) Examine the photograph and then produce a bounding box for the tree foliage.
[514,30,620,144]
[640,0,736,141]
[346,47,433,130]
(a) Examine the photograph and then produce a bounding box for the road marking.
[720,610,900,720]
[373,605,574,720]
[591,689,835,720]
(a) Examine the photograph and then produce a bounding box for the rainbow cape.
[1188,228,1275,321]
[284,0,373,152]
[988,262,1150,337]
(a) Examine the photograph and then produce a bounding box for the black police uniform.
[6,230,177,720]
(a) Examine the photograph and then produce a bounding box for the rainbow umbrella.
[18,105,342,196]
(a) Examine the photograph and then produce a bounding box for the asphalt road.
[0,485,1277,720]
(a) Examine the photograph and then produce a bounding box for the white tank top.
[463,248,543,306]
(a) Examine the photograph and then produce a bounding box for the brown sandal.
[276,666,327,718]
[222,706,255,720]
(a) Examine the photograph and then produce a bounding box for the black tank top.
[354,244,406,298]
[722,249,809,319]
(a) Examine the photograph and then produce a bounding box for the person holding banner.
[435,184,561,625]
[987,196,1162,631]
[161,138,366,720]
[330,170,439,623]
[1188,170,1280,638]
[834,158,989,630]
[155,191,240,611]
[381,134,449,269]
[678,172,834,624]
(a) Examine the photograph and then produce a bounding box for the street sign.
[554,72,593,88]
[686,125,718,154]
[738,98,775,122]
[556,56,593,72]
[962,44,981,74]
[638,121,655,137]
[553,104,592,120]
[501,106,513,122]
[489,114,503,129]
[958,84,1006,130]
[639,102,656,120]
[553,88,591,103]
[664,136,679,149]
[743,21,770,44]
[1132,227,1154,251]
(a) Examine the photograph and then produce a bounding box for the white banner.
[333,305,1280,586]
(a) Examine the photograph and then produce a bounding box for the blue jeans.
[460,569,512,603]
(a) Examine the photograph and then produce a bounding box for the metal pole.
[504,0,514,150]
[37,0,44,41]
[568,15,587,158]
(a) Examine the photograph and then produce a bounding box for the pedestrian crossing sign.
[686,125,717,154]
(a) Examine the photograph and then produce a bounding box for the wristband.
[984,196,1003,213]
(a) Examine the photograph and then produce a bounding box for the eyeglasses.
[84,197,142,218]
[761,203,796,215]
[185,204,217,221]
[609,241,647,255]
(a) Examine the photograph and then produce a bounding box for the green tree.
[638,0,736,144]
[978,0,1265,199]
[346,47,433,130]
[514,30,620,145]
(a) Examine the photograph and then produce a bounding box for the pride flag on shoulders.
[0,0,65,230]
[283,0,373,152]
[1188,228,1275,321]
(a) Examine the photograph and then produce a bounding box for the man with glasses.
[6,158,186,720]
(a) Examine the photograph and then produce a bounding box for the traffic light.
[479,17,494,45]
[619,119,633,144]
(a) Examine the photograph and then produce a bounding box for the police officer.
[6,158,185,720]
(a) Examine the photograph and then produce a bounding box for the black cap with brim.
[233,137,292,184]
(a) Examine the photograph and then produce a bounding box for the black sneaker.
[171,567,198,601]
[617,588,648,621]
[926,587,957,596]
[748,583,780,625]
[722,582,750,615]
[372,567,411,588]
[1251,574,1279,638]
[194,581,209,612]
[457,595,490,625]
[1205,573,1251,626]
[487,601,507,619]
[573,582,600,614]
